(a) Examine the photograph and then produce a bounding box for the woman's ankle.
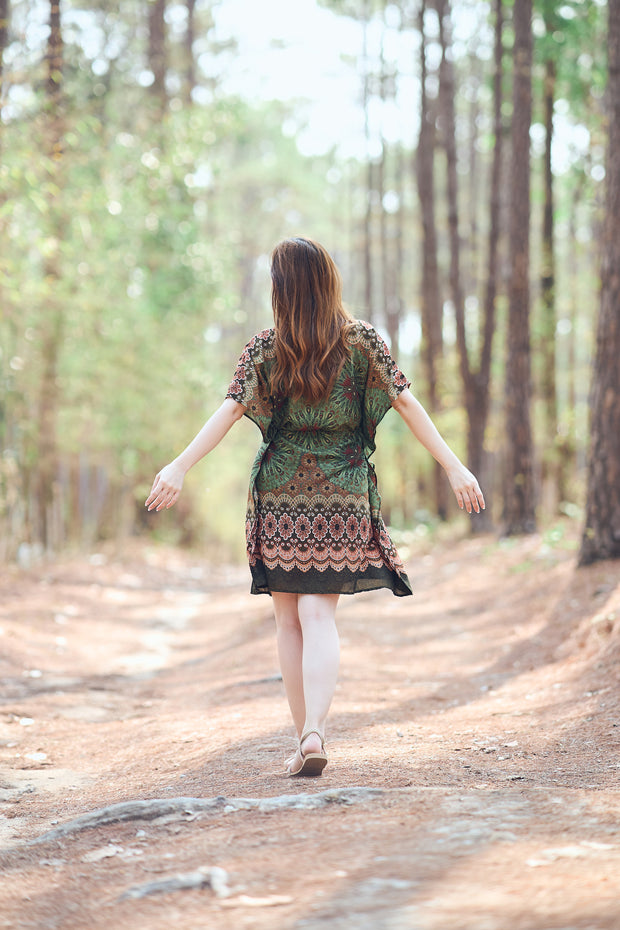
[300,728,325,752]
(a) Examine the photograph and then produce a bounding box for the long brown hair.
[270,237,354,403]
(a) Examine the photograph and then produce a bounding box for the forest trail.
[0,531,619,930]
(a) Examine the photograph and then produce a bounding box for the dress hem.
[248,561,413,598]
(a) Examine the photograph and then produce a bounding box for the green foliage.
[0,0,608,559]
[0,13,347,555]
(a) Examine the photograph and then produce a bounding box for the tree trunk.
[394,142,405,351]
[439,0,502,530]
[558,171,585,503]
[579,0,620,565]
[0,0,9,462]
[393,140,412,523]
[438,0,469,416]
[361,2,373,322]
[416,0,447,520]
[364,159,375,321]
[504,0,536,535]
[379,144,400,358]
[566,179,582,422]
[184,0,197,104]
[378,27,400,358]
[466,53,482,302]
[148,0,167,111]
[469,0,504,531]
[540,49,558,510]
[378,137,388,332]
[540,54,557,435]
[0,0,8,104]
[35,0,65,550]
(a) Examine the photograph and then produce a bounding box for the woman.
[145,237,484,777]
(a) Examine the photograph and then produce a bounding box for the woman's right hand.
[145,461,186,512]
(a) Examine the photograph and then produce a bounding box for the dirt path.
[1,530,619,929]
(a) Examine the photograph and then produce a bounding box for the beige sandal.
[287,729,328,777]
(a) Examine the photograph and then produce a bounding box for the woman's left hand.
[445,464,485,514]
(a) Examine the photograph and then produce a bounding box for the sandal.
[287,729,328,777]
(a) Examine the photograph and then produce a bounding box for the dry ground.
[0,525,619,929]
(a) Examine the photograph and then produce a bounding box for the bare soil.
[1,527,619,929]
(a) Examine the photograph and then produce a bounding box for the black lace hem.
[249,560,412,597]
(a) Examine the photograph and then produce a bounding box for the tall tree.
[0,0,9,225]
[540,14,557,450]
[377,22,400,356]
[148,0,167,112]
[416,0,447,519]
[559,169,585,502]
[184,0,197,104]
[579,0,620,565]
[361,0,374,321]
[319,0,392,320]
[0,0,9,471]
[437,0,466,402]
[438,0,502,525]
[416,0,442,407]
[473,0,504,528]
[34,0,65,548]
[0,0,7,107]
[504,0,536,535]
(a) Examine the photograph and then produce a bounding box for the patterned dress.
[225,320,413,597]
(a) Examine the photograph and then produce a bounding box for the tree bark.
[540,54,557,440]
[35,0,65,549]
[0,0,8,104]
[184,0,197,104]
[540,45,558,510]
[504,0,536,535]
[416,0,447,520]
[561,171,585,498]
[148,0,167,110]
[579,0,620,565]
[469,0,504,531]
[466,52,482,302]
[438,0,468,414]
[394,142,405,351]
[361,1,374,321]
[0,0,9,465]
[438,0,502,530]
[378,25,400,358]
[416,0,442,407]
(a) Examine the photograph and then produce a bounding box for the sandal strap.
[300,729,325,751]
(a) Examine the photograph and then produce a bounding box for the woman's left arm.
[391,388,485,514]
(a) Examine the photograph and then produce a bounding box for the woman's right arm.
[145,398,246,512]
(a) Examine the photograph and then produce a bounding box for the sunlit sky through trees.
[213,0,593,171]
[8,0,596,170]
[214,0,415,157]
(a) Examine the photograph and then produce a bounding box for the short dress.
[225,320,413,597]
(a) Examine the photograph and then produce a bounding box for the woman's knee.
[297,594,339,628]
[272,592,301,632]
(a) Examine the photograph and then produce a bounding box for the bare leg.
[294,593,340,764]
[272,592,340,771]
[272,592,305,736]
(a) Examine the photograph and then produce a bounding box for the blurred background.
[0,0,608,565]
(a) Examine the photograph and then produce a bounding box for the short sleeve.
[348,321,410,452]
[225,329,276,440]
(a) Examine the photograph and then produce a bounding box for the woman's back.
[229,319,412,597]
